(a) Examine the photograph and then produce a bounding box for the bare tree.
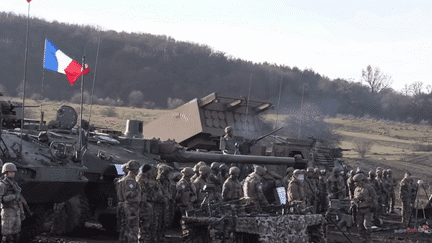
[128,90,144,107]
[410,81,424,96]
[361,65,393,94]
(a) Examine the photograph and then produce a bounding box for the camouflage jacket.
[220,134,237,154]
[243,173,269,206]
[140,178,166,205]
[175,177,197,206]
[118,174,141,204]
[347,176,355,199]
[352,184,377,209]
[222,176,243,201]
[399,178,410,200]
[287,179,305,202]
[193,176,208,203]
[327,174,345,194]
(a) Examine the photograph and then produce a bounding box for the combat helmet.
[254,166,267,176]
[353,173,366,182]
[210,162,221,171]
[229,167,240,176]
[199,165,211,175]
[126,160,140,171]
[219,164,229,172]
[181,167,194,177]
[286,167,295,174]
[332,167,341,174]
[2,162,17,174]
[224,126,234,134]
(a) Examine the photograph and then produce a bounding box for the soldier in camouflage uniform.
[327,167,346,199]
[287,169,306,203]
[243,166,270,210]
[190,161,206,183]
[220,126,239,154]
[209,162,223,200]
[382,170,391,214]
[175,167,197,214]
[222,167,243,201]
[304,167,318,212]
[117,160,141,243]
[116,163,129,243]
[376,169,387,215]
[351,173,377,243]
[135,164,153,243]
[193,165,212,204]
[218,164,229,183]
[386,169,397,213]
[156,164,176,229]
[367,170,381,223]
[282,167,294,191]
[0,163,26,243]
[399,172,412,223]
[346,170,355,199]
[317,170,328,213]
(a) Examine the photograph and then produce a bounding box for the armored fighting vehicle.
[0,96,88,242]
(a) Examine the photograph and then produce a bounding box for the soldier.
[282,167,294,191]
[367,170,381,224]
[317,169,328,213]
[287,169,306,203]
[218,163,229,182]
[382,170,390,214]
[346,170,356,199]
[304,167,318,212]
[222,167,243,201]
[351,173,377,243]
[220,126,238,154]
[135,164,153,243]
[193,165,212,204]
[376,169,387,215]
[190,161,206,183]
[209,162,223,200]
[0,163,26,243]
[117,160,141,243]
[243,166,270,210]
[156,164,176,228]
[327,167,346,199]
[175,167,197,214]
[386,169,397,213]
[116,163,129,243]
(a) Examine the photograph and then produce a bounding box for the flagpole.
[78,55,85,163]
[20,0,31,154]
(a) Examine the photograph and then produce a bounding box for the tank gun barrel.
[160,148,307,166]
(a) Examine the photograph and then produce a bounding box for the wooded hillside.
[1,12,431,123]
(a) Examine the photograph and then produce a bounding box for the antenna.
[243,73,252,140]
[88,27,102,125]
[274,75,283,143]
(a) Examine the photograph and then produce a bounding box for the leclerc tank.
[0,96,88,242]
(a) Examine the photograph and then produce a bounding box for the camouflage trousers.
[1,208,21,236]
[123,202,140,243]
[387,191,395,213]
[117,202,125,243]
[401,198,412,223]
[356,208,373,243]
[153,203,166,242]
[139,202,154,243]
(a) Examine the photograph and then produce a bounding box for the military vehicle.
[0,95,88,242]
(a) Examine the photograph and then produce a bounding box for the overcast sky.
[3,0,432,91]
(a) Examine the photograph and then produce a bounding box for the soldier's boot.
[1,236,7,243]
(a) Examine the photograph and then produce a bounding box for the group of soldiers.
[116,157,274,243]
[285,165,418,243]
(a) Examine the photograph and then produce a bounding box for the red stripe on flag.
[64,60,83,86]
[27,0,32,2]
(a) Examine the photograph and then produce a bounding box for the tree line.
[1,12,431,124]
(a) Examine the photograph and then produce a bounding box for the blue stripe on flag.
[43,39,59,71]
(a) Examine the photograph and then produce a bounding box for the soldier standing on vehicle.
[222,166,243,201]
[175,167,197,214]
[0,163,26,243]
[399,172,412,223]
[243,166,270,210]
[287,169,306,203]
[116,163,129,243]
[117,160,141,243]
[220,126,238,154]
[327,167,346,199]
[386,169,397,214]
[351,173,377,243]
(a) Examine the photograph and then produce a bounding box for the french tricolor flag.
[43,39,90,85]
